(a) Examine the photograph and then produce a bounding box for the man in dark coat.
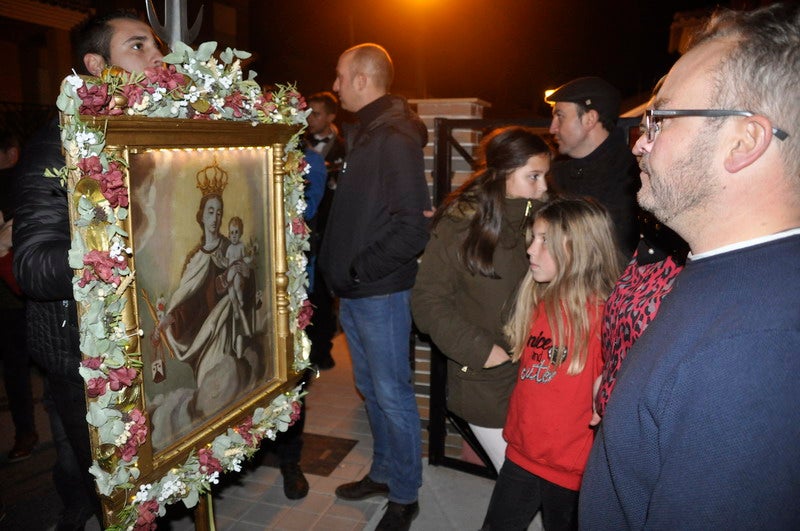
[547,76,639,255]
[318,43,430,531]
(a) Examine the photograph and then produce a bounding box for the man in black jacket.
[13,11,163,529]
[319,43,430,531]
[546,77,639,256]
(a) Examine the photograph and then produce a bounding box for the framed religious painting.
[63,115,310,526]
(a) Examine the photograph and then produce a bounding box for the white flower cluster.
[109,236,131,261]
[66,73,84,90]
[114,421,133,447]
[133,483,152,504]
[110,322,126,342]
[74,126,99,159]
[158,476,187,502]
[183,57,237,98]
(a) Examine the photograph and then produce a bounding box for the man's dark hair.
[307,91,339,115]
[572,102,617,133]
[74,9,142,67]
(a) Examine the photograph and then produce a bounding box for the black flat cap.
[546,76,621,123]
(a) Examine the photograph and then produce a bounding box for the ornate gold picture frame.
[64,116,305,524]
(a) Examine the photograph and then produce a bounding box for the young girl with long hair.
[481,197,623,530]
[412,126,552,472]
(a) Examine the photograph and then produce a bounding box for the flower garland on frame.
[52,41,314,530]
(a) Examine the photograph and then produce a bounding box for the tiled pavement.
[2,333,546,530]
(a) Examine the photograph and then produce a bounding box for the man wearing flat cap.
[547,76,639,255]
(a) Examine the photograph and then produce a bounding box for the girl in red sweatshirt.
[481,197,623,531]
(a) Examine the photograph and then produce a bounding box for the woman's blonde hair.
[505,197,623,374]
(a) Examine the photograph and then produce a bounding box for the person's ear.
[582,109,599,130]
[354,72,368,91]
[724,116,772,173]
[83,53,107,77]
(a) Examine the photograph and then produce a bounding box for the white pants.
[469,424,507,473]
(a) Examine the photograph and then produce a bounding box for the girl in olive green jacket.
[412,126,552,472]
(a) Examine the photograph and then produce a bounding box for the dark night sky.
[247,0,730,118]
[101,0,737,118]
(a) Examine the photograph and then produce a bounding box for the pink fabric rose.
[81,357,103,370]
[297,299,313,330]
[223,92,246,118]
[144,64,187,93]
[288,400,302,426]
[86,376,107,398]
[108,367,137,391]
[77,83,115,115]
[134,499,159,530]
[81,249,126,287]
[198,447,223,475]
[291,217,307,236]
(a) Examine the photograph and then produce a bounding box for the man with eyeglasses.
[546,76,639,256]
[580,3,799,529]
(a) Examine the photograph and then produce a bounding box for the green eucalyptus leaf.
[104,350,126,369]
[89,463,115,496]
[57,92,73,113]
[182,489,200,508]
[98,416,124,444]
[69,235,86,269]
[196,41,218,62]
[233,49,251,60]
[87,400,111,427]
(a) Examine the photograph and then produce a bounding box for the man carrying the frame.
[13,10,163,529]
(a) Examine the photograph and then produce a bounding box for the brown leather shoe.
[8,432,38,462]
[376,501,419,531]
[335,475,389,500]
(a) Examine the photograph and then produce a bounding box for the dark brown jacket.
[411,196,532,428]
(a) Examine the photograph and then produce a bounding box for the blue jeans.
[339,290,422,504]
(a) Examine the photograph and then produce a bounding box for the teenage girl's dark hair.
[432,126,552,278]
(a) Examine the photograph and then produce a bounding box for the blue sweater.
[580,235,800,530]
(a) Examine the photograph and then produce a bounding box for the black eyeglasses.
[643,109,789,142]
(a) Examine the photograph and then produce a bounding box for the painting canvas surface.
[128,147,276,453]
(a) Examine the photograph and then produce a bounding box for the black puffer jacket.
[12,118,82,380]
[319,94,431,298]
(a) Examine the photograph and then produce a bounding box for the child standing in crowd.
[481,197,623,531]
[412,126,551,472]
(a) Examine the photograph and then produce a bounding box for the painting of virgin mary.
[129,149,274,452]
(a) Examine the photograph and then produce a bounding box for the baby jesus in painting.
[225,216,254,341]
